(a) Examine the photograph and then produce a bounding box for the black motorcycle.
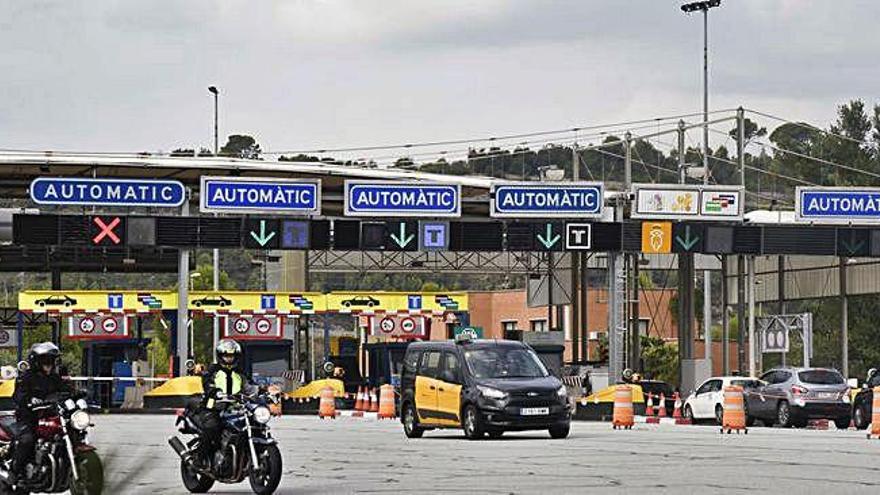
[168,389,282,494]
[0,393,104,494]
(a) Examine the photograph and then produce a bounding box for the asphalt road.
[89,415,880,494]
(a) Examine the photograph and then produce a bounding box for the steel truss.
[307,250,572,275]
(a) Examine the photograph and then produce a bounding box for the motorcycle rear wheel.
[180,458,215,493]
[248,444,282,495]
[70,450,104,495]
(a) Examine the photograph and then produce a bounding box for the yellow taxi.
[399,337,571,439]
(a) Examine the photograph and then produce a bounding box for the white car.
[683,376,764,424]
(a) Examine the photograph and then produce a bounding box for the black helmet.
[215,339,241,368]
[28,342,60,371]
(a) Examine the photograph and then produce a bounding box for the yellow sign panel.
[641,222,672,254]
[19,291,467,314]
[18,291,176,313]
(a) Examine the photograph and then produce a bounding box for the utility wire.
[745,108,876,147]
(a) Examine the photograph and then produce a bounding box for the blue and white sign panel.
[490,182,604,218]
[796,187,880,224]
[344,181,461,218]
[30,178,185,207]
[200,176,321,215]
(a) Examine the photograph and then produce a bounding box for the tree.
[219,135,262,159]
[641,336,679,386]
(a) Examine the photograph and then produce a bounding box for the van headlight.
[842,393,851,404]
[477,386,507,400]
[557,386,568,398]
[70,410,90,431]
[253,406,272,424]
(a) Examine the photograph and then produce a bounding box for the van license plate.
[520,407,549,416]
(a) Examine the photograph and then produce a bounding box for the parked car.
[852,368,880,430]
[745,367,851,428]
[683,376,763,425]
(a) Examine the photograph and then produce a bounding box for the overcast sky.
[2,0,878,158]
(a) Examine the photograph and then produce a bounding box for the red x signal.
[93,217,121,244]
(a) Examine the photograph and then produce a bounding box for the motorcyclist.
[11,342,75,485]
[196,339,258,468]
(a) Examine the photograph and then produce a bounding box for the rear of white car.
[684,377,763,424]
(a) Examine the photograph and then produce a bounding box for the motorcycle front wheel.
[180,458,215,493]
[248,444,282,495]
[70,450,104,495]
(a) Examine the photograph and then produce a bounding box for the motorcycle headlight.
[70,410,90,431]
[477,386,507,400]
[557,385,568,398]
[253,406,272,424]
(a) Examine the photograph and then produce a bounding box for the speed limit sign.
[255,318,272,334]
[233,318,250,334]
[79,318,96,334]
[379,317,396,334]
[101,317,118,334]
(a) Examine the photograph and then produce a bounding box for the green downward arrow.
[675,225,699,251]
[390,222,414,248]
[841,235,865,256]
[250,220,276,247]
[536,223,561,249]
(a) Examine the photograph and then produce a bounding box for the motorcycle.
[168,388,283,494]
[0,393,104,494]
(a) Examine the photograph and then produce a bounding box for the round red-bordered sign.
[101,317,118,334]
[400,317,416,334]
[79,317,96,334]
[379,317,396,334]
[0,330,9,345]
[232,318,250,334]
[255,317,272,334]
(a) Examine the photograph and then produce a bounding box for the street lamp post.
[681,0,720,365]
[208,86,220,361]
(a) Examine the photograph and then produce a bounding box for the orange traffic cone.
[318,387,336,419]
[354,386,364,411]
[645,393,654,417]
[721,385,746,434]
[612,385,634,430]
[378,384,396,419]
[672,392,684,419]
[657,393,667,418]
[868,386,880,439]
[369,388,380,413]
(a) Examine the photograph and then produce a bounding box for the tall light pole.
[681,0,720,367]
[208,85,220,361]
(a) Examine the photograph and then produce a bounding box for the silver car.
[745,367,851,428]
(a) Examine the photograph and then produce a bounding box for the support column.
[737,255,746,374]
[721,255,729,375]
[175,191,191,377]
[581,253,589,362]
[839,257,848,378]
[778,255,786,367]
[571,252,580,362]
[608,253,625,382]
[747,256,756,377]
[631,254,641,372]
[51,269,61,347]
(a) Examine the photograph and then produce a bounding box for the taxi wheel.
[402,403,424,439]
[463,404,485,440]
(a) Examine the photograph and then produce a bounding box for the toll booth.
[505,329,566,377]
[363,341,411,388]
[82,338,148,408]
[240,340,292,384]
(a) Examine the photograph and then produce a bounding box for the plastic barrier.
[318,387,336,419]
[868,386,880,439]
[721,385,747,434]
[378,385,396,419]
[612,385,634,430]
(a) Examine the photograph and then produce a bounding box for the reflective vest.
[206,368,243,409]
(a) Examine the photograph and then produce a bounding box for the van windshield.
[464,347,549,379]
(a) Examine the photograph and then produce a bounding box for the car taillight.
[791,385,808,396]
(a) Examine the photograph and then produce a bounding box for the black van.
[399,338,572,440]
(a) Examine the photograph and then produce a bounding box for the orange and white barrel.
[721,385,746,433]
[612,385,634,429]
[318,386,336,419]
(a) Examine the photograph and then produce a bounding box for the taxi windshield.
[464,347,549,379]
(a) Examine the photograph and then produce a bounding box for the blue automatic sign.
[344,181,461,217]
[491,182,603,218]
[30,178,185,207]
[796,187,880,223]
[200,177,321,215]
